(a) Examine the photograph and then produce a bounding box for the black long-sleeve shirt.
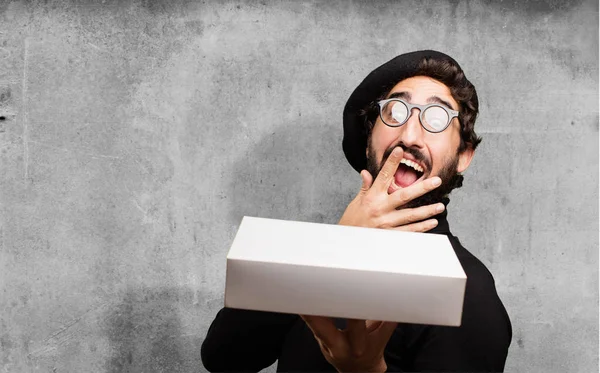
[201,211,512,372]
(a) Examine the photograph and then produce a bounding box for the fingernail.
[392,147,401,156]
[430,219,438,228]
[436,204,445,213]
[432,177,442,186]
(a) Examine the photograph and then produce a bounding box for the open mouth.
[390,158,425,193]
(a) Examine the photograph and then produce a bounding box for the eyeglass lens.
[384,100,449,132]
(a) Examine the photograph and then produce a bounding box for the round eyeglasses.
[377,98,459,133]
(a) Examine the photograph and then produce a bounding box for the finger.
[392,219,438,233]
[366,320,383,333]
[386,203,445,227]
[300,315,343,348]
[316,338,332,356]
[371,147,403,193]
[389,176,442,208]
[359,170,373,193]
[346,319,367,357]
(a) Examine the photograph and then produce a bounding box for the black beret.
[342,50,467,173]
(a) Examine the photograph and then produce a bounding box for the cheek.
[370,124,398,155]
[427,136,460,172]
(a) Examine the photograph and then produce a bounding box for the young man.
[201,50,512,372]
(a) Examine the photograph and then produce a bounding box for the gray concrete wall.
[0,0,597,372]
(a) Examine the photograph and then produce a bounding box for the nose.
[397,108,425,149]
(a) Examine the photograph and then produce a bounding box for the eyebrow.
[387,91,457,111]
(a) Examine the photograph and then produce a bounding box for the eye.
[388,101,408,123]
[423,106,449,132]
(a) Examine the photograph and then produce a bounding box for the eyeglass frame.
[377,98,459,133]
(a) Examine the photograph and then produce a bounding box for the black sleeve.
[412,261,511,372]
[407,321,511,372]
[384,257,512,372]
[201,307,298,372]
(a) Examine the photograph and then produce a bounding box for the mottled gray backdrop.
[0,0,597,372]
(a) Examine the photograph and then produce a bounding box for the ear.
[457,145,474,173]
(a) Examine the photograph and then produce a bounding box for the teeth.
[400,158,423,173]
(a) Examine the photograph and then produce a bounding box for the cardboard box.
[224,216,466,326]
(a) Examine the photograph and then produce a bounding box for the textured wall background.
[0,0,597,372]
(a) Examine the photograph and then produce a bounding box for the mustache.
[381,144,431,171]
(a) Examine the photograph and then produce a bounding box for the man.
[201,50,512,372]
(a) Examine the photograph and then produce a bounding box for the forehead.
[386,76,458,109]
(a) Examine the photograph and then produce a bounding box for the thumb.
[360,170,373,193]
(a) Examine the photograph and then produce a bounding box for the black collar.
[426,197,452,236]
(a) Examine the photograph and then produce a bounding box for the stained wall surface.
[0,1,597,372]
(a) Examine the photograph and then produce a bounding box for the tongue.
[394,164,419,187]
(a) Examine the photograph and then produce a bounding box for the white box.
[224,216,466,326]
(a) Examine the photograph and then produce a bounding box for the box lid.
[227,216,466,279]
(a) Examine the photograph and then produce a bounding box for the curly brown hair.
[362,56,482,153]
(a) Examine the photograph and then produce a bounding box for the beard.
[365,141,464,209]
